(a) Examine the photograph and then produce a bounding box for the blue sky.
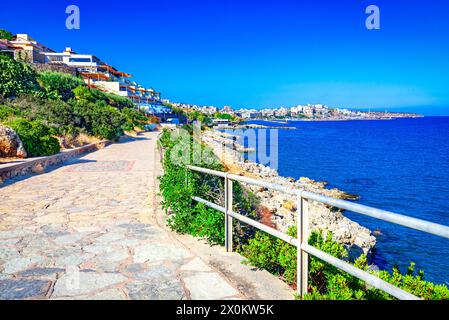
[1,0,449,115]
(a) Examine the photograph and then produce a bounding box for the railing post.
[297,192,309,298]
[224,174,234,253]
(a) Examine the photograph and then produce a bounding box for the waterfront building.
[290,106,303,115]
[43,47,133,90]
[275,107,289,117]
[212,118,231,127]
[313,104,329,116]
[236,109,262,119]
[302,106,314,117]
[0,33,172,117]
[43,47,168,115]
[261,109,276,118]
[204,106,218,115]
[223,106,233,113]
[0,39,15,58]
[2,34,54,63]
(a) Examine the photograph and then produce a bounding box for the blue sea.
[244,117,449,284]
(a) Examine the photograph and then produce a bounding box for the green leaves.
[6,118,60,157]
[241,228,449,300]
[0,105,19,121]
[73,85,134,110]
[0,29,14,41]
[0,55,39,98]
[37,71,84,101]
[121,107,150,131]
[159,129,230,246]
[71,100,126,140]
[240,227,298,284]
[0,59,153,156]
[241,231,282,275]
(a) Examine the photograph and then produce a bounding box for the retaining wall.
[0,140,110,183]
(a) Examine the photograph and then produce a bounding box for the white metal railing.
[186,165,449,300]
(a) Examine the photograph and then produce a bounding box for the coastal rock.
[203,129,377,257]
[0,125,27,158]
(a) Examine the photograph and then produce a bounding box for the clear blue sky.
[1,0,449,115]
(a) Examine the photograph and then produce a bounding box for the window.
[49,55,63,62]
[69,57,92,63]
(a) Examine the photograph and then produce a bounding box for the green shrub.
[240,228,449,300]
[213,112,239,122]
[0,29,13,41]
[241,230,284,276]
[121,107,149,131]
[6,118,60,157]
[72,100,125,140]
[37,71,84,101]
[6,92,144,141]
[73,85,134,110]
[6,95,80,135]
[159,128,258,247]
[239,227,298,284]
[0,105,20,121]
[122,121,134,132]
[191,205,226,245]
[0,55,38,98]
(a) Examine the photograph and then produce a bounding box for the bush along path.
[0,132,244,300]
[0,55,159,158]
[158,127,449,300]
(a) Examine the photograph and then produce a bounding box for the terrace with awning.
[97,64,132,78]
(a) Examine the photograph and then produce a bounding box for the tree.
[214,112,237,121]
[72,85,134,110]
[0,55,38,98]
[0,29,13,41]
[37,71,84,101]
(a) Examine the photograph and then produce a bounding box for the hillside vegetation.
[0,55,158,157]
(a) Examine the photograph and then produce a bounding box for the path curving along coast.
[0,132,246,300]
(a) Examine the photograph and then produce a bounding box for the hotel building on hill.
[42,47,169,114]
[0,34,54,63]
[0,34,171,116]
[0,39,16,58]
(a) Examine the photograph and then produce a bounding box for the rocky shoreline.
[202,129,377,259]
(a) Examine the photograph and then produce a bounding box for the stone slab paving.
[0,133,243,300]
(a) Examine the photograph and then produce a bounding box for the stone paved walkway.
[0,132,242,300]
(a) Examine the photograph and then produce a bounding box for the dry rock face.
[0,125,27,158]
[202,129,376,257]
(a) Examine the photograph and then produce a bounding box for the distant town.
[165,101,424,123]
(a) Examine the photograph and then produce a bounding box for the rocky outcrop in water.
[202,129,376,257]
[0,125,27,159]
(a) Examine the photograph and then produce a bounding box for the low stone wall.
[0,140,110,183]
[31,63,78,76]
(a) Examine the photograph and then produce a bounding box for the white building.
[261,109,275,117]
[275,107,289,117]
[43,47,106,71]
[212,118,231,127]
[223,106,233,113]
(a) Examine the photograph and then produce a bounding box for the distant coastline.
[250,114,425,123]
[212,115,426,131]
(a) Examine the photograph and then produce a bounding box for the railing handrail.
[186,164,449,300]
[188,165,449,239]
